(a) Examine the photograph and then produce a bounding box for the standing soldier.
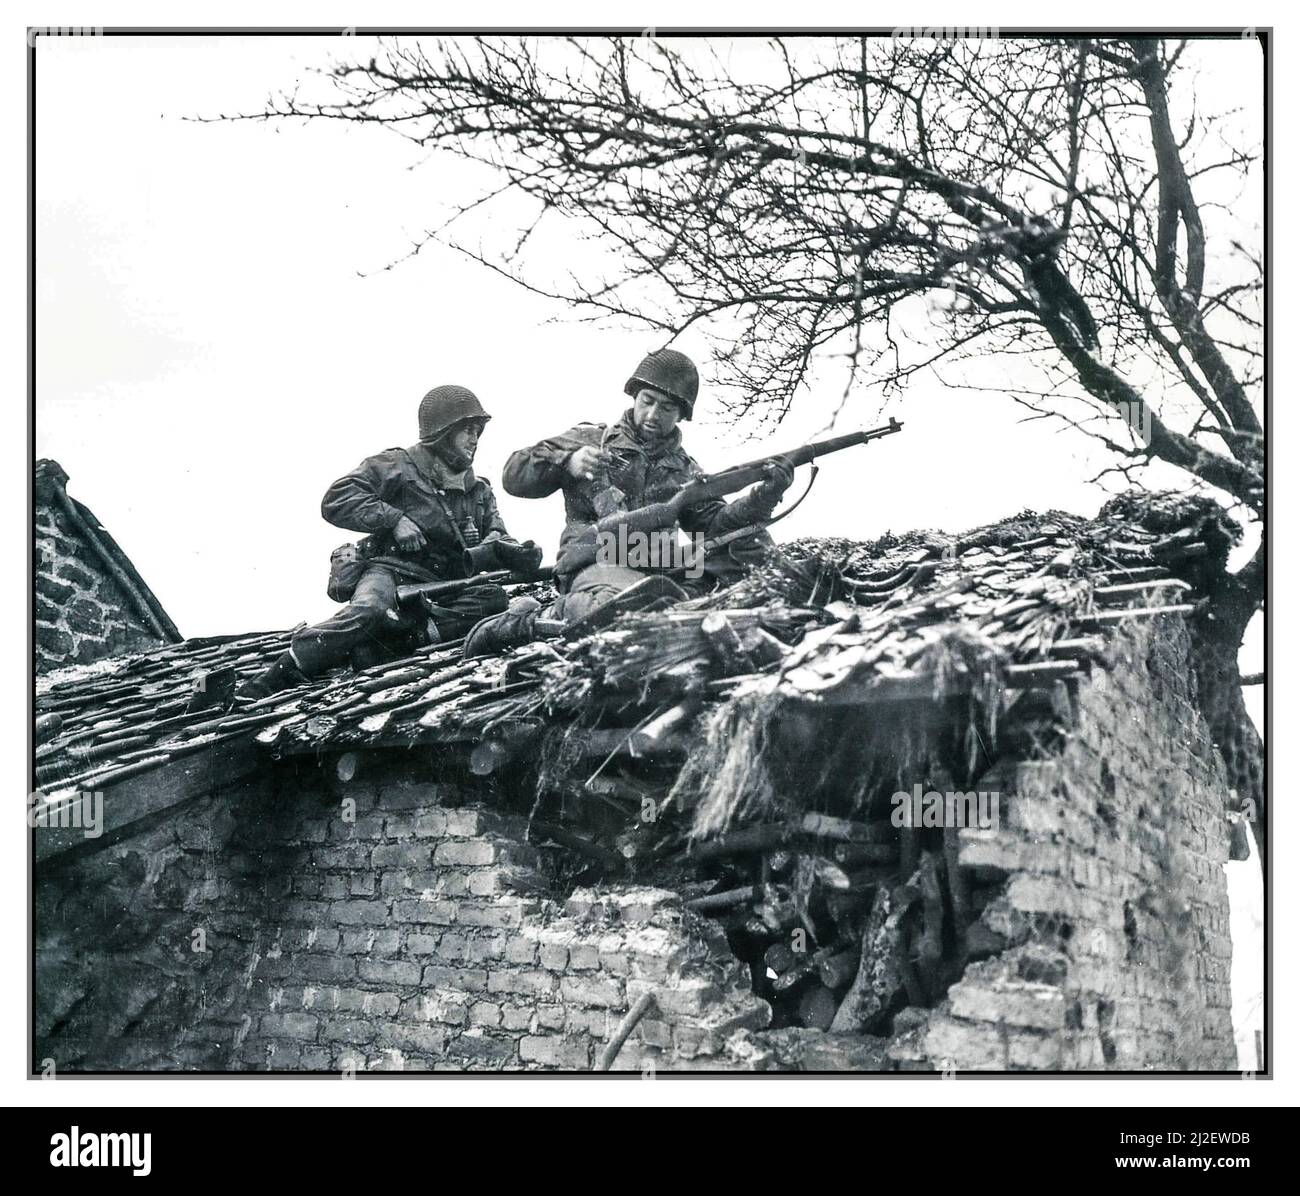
[463,349,792,656]
[237,385,540,700]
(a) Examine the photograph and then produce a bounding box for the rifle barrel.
[712,417,903,482]
[396,568,550,605]
[794,418,903,465]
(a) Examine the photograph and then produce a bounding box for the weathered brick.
[312,845,373,869]
[328,989,401,1017]
[504,938,538,966]
[560,976,624,1009]
[358,959,422,987]
[566,1008,608,1037]
[371,844,433,870]
[462,935,506,963]
[488,969,558,998]
[320,1020,376,1044]
[469,1001,503,1027]
[467,870,506,897]
[422,965,488,993]
[418,993,470,1025]
[321,875,349,900]
[392,899,457,925]
[55,559,98,588]
[383,813,421,839]
[65,598,104,635]
[535,1004,566,1031]
[339,930,374,955]
[294,955,357,985]
[35,574,74,604]
[444,809,490,837]
[567,944,600,971]
[501,1005,534,1032]
[446,1034,518,1064]
[329,814,386,841]
[433,871,470,897]
[333,899,391,926]
[433,840,496,866]
[414,811,449,838]
[297,929,341,954]
[924,1016,1007,1071]
[434,933,468,962]
[638,1018,672,1049]
[519,1035,558,1065]
[539,943,569,971]
[260,1012,319,1041]
[458,903,525,930]
[377,1024,448,1055]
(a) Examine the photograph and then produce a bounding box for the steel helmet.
[418,385,491,442]
[624,349,700,420]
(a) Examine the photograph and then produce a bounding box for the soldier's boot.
[423,585,511,648]
[233,651,311,704]
[462,596,555,659]
[425,609,497,647]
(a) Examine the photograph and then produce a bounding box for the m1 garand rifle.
[577,417,904,549]
[395,420,902,608]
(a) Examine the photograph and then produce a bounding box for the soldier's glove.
[494,538,544,576]
[750,455,796,512]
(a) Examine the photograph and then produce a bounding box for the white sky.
[34,33,1263,714]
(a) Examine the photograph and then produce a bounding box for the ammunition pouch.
[327,539,371,603]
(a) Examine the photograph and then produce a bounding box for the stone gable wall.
[35,491,171,673]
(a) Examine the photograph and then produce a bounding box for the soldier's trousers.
[550,563,715,623]
[289,565,508,675]
[552,564,650,623]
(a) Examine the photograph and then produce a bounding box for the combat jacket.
[322,442,512,580]
[502,409,776,581]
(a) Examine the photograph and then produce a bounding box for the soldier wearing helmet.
[236,385,540,700]
[463,349,793,656]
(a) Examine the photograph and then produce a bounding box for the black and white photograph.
[18,11,1283,1131]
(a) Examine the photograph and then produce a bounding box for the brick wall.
[35,468,175,673]
[887,617,1238,1072]
[33,617,1238,1073]
[34,758,768,1073]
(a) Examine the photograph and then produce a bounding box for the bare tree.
[252,34,1265,837]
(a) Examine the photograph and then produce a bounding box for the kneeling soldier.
[463,349,792,656]
[238,385,540,700]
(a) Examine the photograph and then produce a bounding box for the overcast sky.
[35,34,1263,711]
